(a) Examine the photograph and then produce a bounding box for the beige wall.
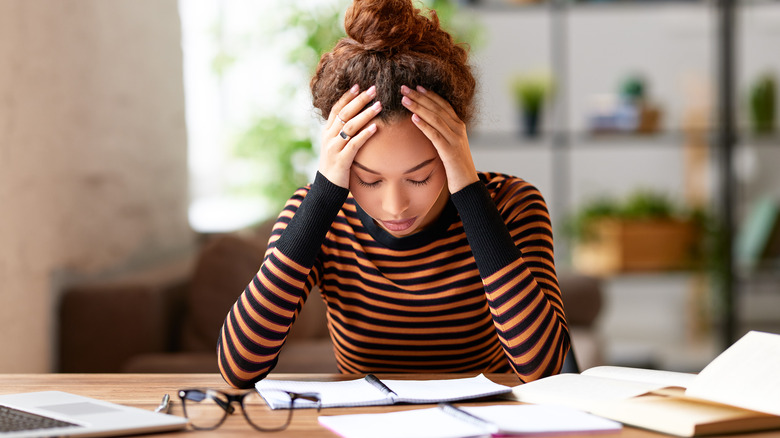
[0,1,195,372]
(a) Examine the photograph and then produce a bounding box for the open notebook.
[0,391,188,437]
[256,374,512,409]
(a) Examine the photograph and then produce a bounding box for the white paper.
[461,405,622,434]
[319,408,487,438]
[511,373,664,410]
[583,366,697,389]
[318,404,622,438]
[257,378,385,408]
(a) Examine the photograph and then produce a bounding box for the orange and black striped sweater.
[218,171,569,388]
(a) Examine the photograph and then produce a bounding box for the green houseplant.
[510,71,554,137]
[565,190,706,275]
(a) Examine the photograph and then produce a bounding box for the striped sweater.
[218,171,569,388]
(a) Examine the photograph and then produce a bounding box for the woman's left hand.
[401,85,479,193]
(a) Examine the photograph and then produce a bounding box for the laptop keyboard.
[0,404,78,432]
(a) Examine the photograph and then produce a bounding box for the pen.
[365,374,397,397]
[438,403,499,434]
[154,394,171,414]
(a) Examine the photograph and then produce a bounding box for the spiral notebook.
[255,373,512,409]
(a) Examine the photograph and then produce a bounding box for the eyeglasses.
[178,388,321,432]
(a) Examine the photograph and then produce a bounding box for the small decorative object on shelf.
[509,69,554,137]
[587,73,662,135]
[748,72,776,136]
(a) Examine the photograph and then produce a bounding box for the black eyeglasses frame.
[177,388,321,432]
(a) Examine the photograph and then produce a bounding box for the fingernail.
[367,85,376,96]
[351,84,359,94]
[402,96,412,106]
[400,85,410,95]
[412,114,421,123]
[367,123,377,133]
[372,101,382,111]
[416,85,427,93]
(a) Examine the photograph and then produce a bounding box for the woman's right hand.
[319,84,382,189]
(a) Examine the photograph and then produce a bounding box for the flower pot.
[521,110,541,137]
[572,218,700,276]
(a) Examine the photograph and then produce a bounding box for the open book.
[318,404,622,438]
[256,373,511,409]
[512,330,780,437]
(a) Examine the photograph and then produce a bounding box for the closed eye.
[356,178,381,188]
[409,169,435,187]
[408,177,431,187]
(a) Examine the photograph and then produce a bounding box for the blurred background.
[1,0,779,374]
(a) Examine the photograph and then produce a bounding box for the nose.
[382,183,410,217]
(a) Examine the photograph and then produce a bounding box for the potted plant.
[510,70,554,137]
[565,190,706,276]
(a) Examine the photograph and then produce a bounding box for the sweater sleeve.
[217,172,348,388]
[450,178,569,382]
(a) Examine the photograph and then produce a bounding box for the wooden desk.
[1,374,779,438]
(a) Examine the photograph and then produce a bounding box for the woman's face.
[349,117,449,237]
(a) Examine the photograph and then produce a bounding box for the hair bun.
[344,0,435,52]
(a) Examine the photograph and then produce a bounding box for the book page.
[590,394,780,437]
[383,374,511,403]
[510,373,664,411]
[256,377,387,408]
[583,366,696,388]
[685,330,780,416]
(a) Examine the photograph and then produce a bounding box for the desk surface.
[1,373,779,438]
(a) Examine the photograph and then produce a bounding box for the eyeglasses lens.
[181,390,229,430]
[242,390,294,431]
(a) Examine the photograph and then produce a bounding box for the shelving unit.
[465,0,780,369]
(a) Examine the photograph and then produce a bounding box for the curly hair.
[310,0,476,125]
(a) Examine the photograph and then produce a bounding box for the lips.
[380,217,417,233]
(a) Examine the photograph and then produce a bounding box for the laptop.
[0,390,188,437]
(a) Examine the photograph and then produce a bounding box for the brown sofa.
[58,222,602,374]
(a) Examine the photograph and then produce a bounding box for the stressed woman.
[217,0,570,389]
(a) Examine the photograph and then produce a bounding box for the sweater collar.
[354,198,459,250]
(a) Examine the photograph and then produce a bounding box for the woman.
[218,0,569,389]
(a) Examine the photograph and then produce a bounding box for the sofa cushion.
[558,272,603,326]
[180,234,266,352]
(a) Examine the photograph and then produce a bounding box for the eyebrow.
[352,158,437,175]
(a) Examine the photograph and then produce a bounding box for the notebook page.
[461,404,622,434]
[319,408,487,438]
[382,374,510,403]
[256,377,387,408]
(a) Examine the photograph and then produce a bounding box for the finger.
[334,85,378,131]
[339,101,382,141]
[402,101,459,143]
[341,123,378,160]
[328,84,361,127]
[409,113,448,147]
[403,99,459,147]
[401,85,460,129]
